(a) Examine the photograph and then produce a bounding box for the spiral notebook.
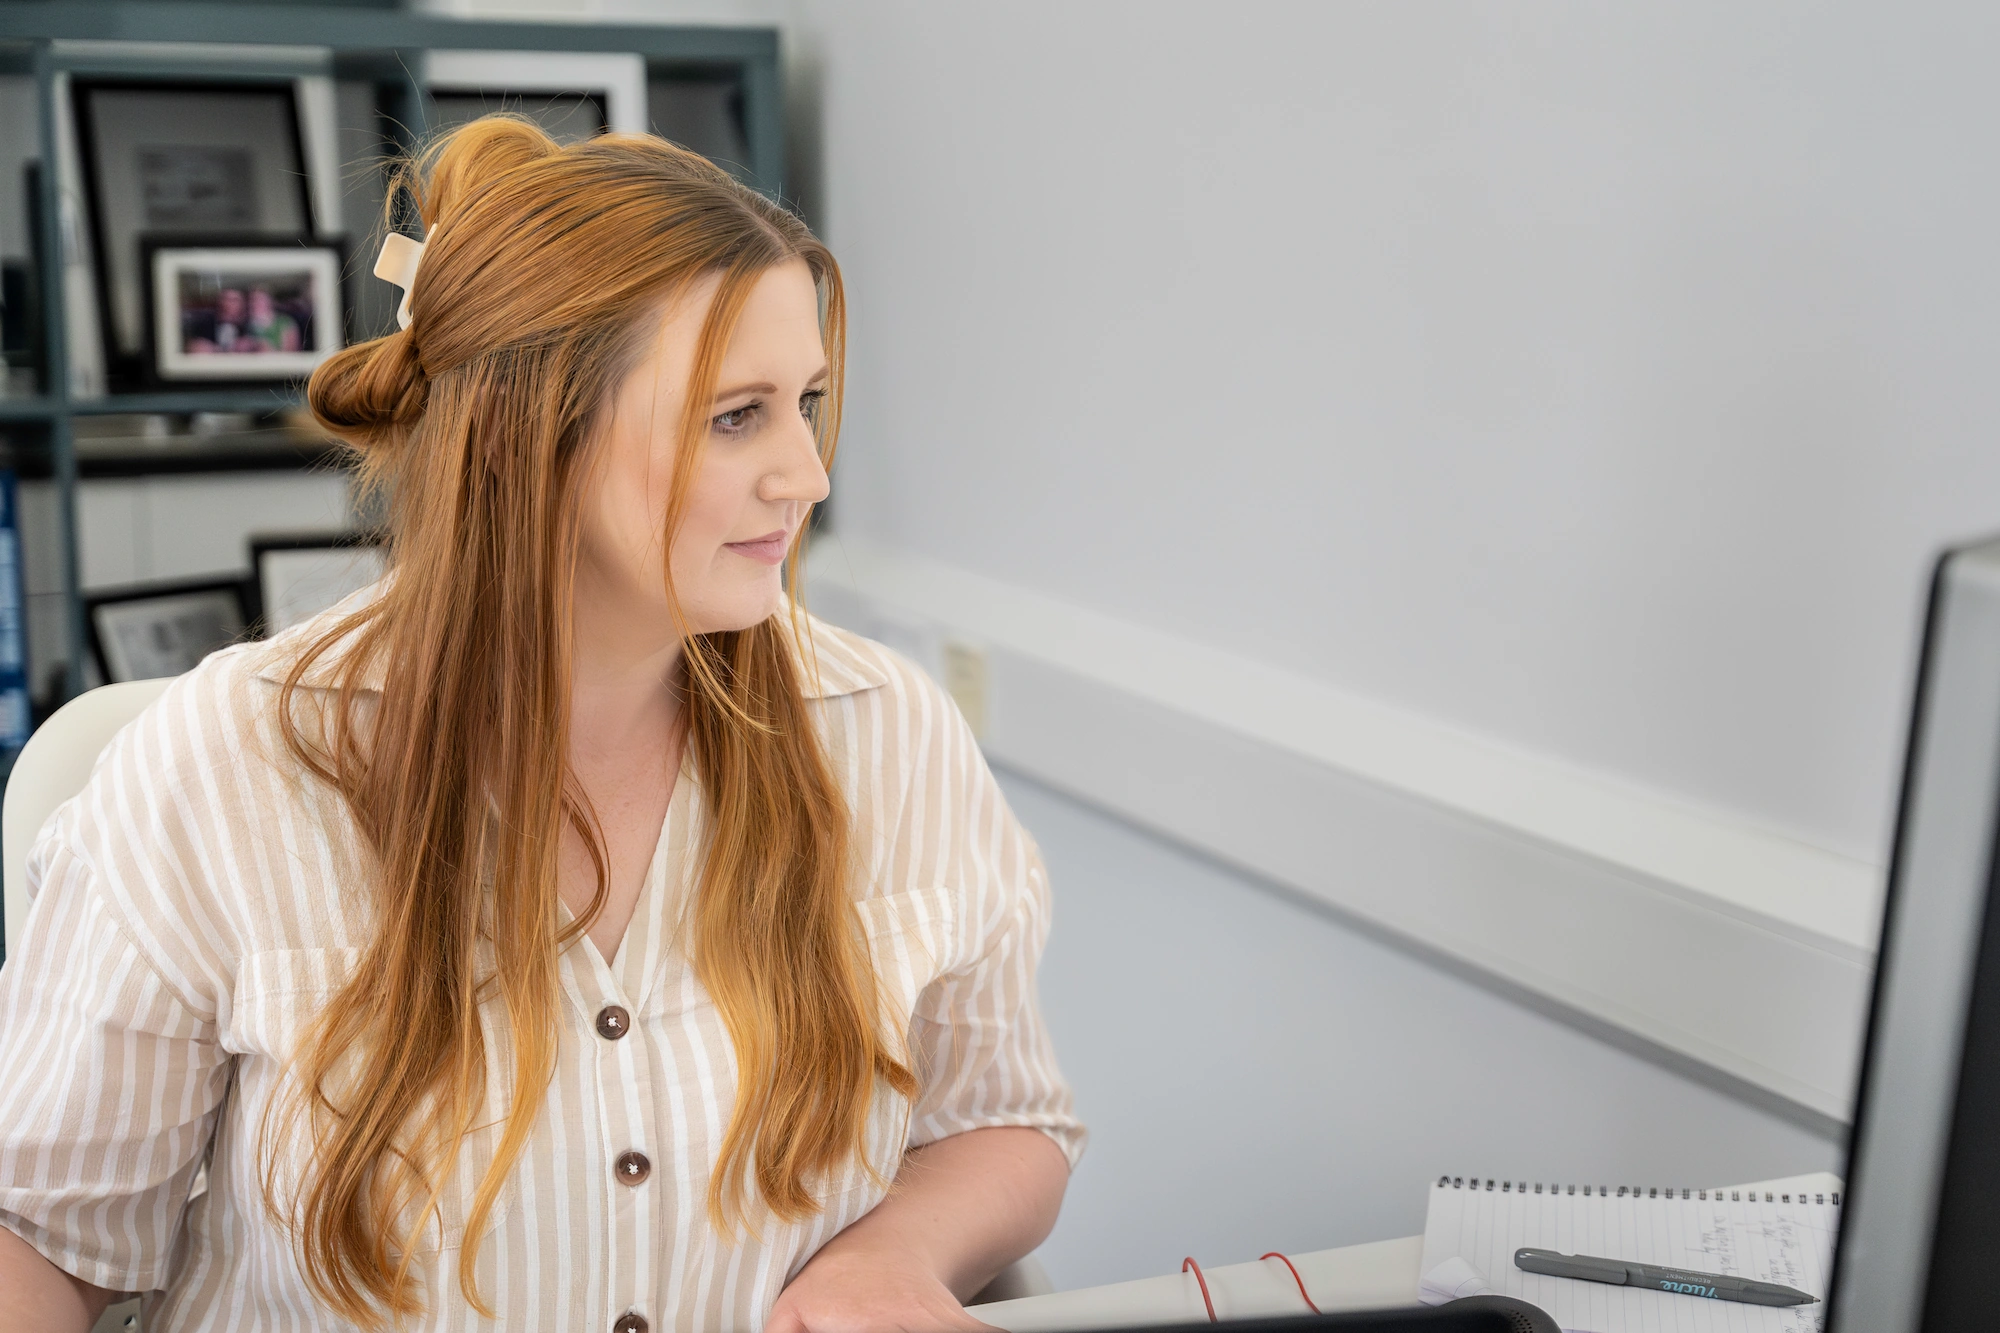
[1420,1176,1841,1333]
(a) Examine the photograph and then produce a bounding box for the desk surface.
[971,1172,1843,1331]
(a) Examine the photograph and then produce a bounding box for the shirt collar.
[250,584,886,701]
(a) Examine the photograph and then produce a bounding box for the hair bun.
[417,116,561,232]
[307,328,427,449]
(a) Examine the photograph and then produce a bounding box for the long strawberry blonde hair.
[265,117,914,1325]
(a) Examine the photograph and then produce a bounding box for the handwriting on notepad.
[1419,1180,1839,1333]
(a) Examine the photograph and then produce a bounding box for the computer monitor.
[1829,534,2000,1332]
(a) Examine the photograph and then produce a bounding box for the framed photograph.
[247,531,387,636]
[70,80,315,382]
[143,236,345,383]
[430,90,609,145]
[87,577,250,684]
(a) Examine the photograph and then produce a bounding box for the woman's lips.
[725,531,791,565]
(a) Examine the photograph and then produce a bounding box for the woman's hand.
[766,1237,998,1333]
[766,1126,1068,1333]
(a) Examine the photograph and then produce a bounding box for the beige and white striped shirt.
[0,593,1083,1331]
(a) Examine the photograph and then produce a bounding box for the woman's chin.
[681,580,786,637]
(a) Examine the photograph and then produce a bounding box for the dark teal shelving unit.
[0,2,785,707]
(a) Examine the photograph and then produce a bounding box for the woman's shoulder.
[33,598,386,988]
[86,582,387,800]
[242,579,389,693]
[111,636,275,760]
[791,603,998,809]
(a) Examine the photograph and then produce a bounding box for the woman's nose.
[760,415,831,504]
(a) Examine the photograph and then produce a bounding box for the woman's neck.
[562,586,687,961]
[568,583,685,753]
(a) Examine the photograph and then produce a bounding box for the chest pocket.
[231,947,364,1060]
[855,886,960,1042]
[232,947,518,1254]
[809,886,959,1208]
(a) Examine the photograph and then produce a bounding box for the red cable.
[1181,1257,1217,1323]
[1259,1252,1321,1314]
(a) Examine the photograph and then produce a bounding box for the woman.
[0,119,1081,1331]
[242,285,302,353]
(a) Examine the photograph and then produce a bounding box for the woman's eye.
[713,404,756,434]
[800,390,825,424]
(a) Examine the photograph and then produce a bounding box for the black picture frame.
[85,575,252,684]
[9,160,47,394]
[245,529,387,637]
[70,78,315,389]
[139,233,348,387]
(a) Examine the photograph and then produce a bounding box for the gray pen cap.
[1515,1248,1632,1284]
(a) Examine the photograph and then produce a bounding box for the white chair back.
[2,678,175,961]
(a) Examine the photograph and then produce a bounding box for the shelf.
[69,388,307,417]
[0,4,779,66]
[76,438,349,479]
[2,389,308,421]
[0,397,56,423]
[0,420,350,478]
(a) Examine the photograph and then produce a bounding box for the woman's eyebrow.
[712,367,831,401]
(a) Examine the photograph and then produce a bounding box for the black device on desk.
[1083,1300,1555,1332]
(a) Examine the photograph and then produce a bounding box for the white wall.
[1010,767,1836,1288]
[813,0,2000,870]
[787,0,1949,1232]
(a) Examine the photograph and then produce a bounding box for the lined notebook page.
[1420,1179,1839,1333]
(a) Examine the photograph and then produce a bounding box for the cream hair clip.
[373,228,431,330]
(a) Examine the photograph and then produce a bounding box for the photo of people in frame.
[178,270,315,357]
[147,240,342,382]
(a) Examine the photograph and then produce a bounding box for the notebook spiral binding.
[1432,1176,1840,1207]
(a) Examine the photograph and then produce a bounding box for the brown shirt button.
[615,1150,651,1186]
[595,1005,630,1040]
[612,1314,648,1333]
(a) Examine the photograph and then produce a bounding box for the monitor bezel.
[1828,536,2000,1333]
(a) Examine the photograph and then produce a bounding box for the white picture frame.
[252,536,386,634]
[148,242,344,382]
[424,50,648,135]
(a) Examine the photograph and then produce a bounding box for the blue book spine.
[0,468,30,752]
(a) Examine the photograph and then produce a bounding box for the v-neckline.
[561,752,697,1009]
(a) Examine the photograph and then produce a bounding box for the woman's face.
[582,259,830,641]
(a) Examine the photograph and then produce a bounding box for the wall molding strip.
[807,538,1881,1127]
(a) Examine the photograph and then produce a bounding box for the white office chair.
[3,679,176,966]
[971,1255,1055,1305]
[0,678,1053,1323]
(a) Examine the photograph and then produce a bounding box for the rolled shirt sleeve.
[0,797,231,1293]
[883,660,1086,1169]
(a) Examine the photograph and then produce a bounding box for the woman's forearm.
[831,1125,1070,1300]
[0,1224,112,1332]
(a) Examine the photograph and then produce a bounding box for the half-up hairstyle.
[266,116,913,1326]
